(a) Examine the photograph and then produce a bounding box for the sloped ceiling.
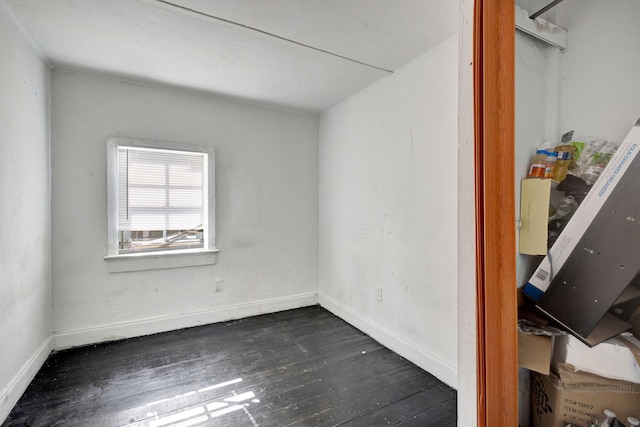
[2,0,458,112]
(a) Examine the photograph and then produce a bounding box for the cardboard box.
[553,332,640,384]
[519,178,552,255]
[523,119,640,302]
[531,363,640,427]
[519,331,553,375]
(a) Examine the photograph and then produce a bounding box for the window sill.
[104,248,219,273]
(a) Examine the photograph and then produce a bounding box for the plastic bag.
[568,136,619,185]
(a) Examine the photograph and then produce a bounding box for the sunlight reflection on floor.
[145,378,260,427]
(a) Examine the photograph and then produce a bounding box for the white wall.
[0,3,51,422]
[515,31,560,287]
[457,0,478,421]
[318,38,459,388]
[50,70,319,345]
[556,0,640,142]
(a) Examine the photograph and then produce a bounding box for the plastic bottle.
[628,417,640,427]
[544,151,557,179]
[528,149,548,178]
[553,144,572,181]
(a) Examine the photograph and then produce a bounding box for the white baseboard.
[318,293,458,389]
[0,335,53,424]
[53,292,319,350]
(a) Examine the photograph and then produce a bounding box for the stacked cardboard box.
[532,363,640,427]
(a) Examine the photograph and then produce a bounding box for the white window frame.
[104,137,218,273]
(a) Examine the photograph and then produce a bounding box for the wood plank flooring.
[2,306,457,427]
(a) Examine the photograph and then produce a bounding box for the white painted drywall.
[515,31,561,288]
[318,38,459,388]
[556,0,640,142]
[50,69,319,341]
[0,3,51,422]
[457,0,478,421]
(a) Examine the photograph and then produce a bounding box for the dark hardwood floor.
[3,306,457,427]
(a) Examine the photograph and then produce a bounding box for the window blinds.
[117,146,206,252]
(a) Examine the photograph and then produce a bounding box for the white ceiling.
[2,0,458,112]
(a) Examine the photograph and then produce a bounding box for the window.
[117,146,205,253]
[106,137,217,271]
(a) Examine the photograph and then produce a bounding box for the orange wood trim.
[474,0,518,425]
[473,1,486,424]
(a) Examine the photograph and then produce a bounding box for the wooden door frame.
[474,0,518,425]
